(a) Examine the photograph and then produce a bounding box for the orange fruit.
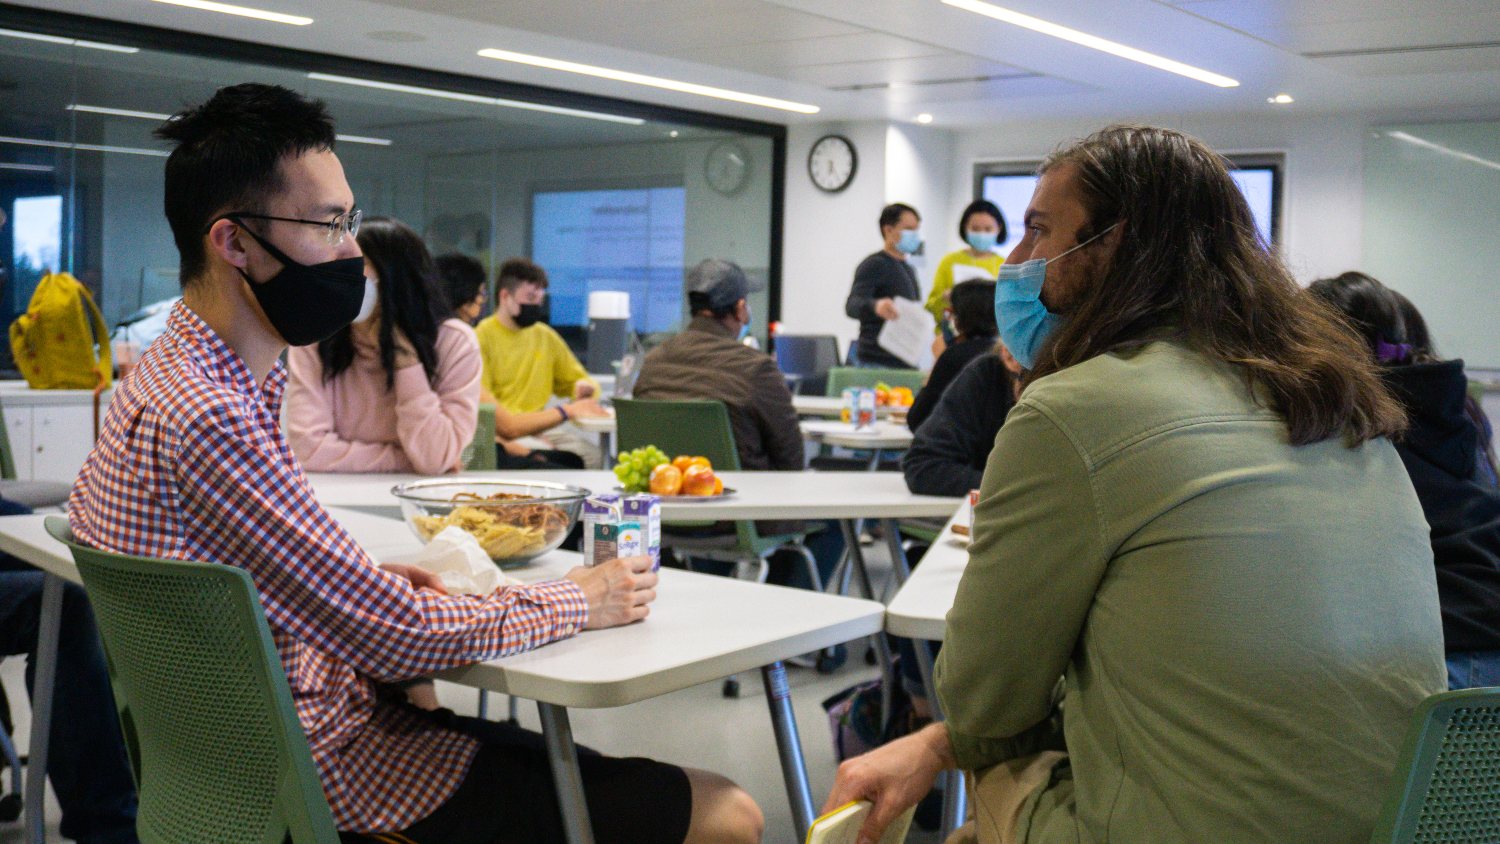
[874,387,890,406]
[688,455,712,471]
[682,464,716,496]
[712,476,724,496]
[649,464,682,496]
[670,455,694,473]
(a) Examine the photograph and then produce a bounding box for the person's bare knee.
[682,767,763,844]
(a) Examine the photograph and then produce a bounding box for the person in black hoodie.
[906,279,998,432]
[1309,271,1500,688]
[902,343,1021,496]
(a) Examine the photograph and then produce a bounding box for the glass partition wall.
[0,8,784,372]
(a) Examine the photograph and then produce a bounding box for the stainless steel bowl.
[390,479,590,567]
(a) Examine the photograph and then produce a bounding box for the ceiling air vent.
[830,71,1039,92]
[1304,39,1500,59]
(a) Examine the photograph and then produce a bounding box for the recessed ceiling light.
[1267,93,1294,104]
[0,162,55,172]
[668,130,680,138]
[335,134,392,147]
[941,0,1238,88]
[916,113,934,124]
[477,47,821,114]
[0,135,168,158]
[307,72,645,125]
[147,0,313,26]
[0,27,138,53]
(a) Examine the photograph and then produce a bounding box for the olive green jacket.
[936,341,1445,843]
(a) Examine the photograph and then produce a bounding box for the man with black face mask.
[474,257,605,467]
[68,83,761,844]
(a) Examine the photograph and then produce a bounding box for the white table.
[569,412,616,468]
[800,419,914,452]
[0,507,886,844]
[790,395,903,420]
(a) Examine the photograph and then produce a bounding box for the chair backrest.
[465,403,498,471]
[43,516,339,844]
[0,401,14,480]
[825,366,925,397]
[1369,686,1500,843]
[774,335,840,395]
[612,399,741,471]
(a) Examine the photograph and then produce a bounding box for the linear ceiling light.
[0,162,56,172]
[147,0,312,26]
[0,135,169,157]
[0,27,139,53]
[308,72,645,125]
[941,0,1239,88]
[66,103,393,146]
[477,47,821,114]
[1387,131,1500,173]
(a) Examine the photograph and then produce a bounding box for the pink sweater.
[286,319,481,475]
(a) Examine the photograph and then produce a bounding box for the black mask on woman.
[232,221,370,346]
[513,303,546,328]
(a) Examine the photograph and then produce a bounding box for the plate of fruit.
[612,446,734,499]
[874,382,914,408]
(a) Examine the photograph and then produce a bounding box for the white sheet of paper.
[876,297,937,368]
[950,263,996,284]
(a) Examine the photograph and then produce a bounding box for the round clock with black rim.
[704,140,751,196]
[808,134,857,193]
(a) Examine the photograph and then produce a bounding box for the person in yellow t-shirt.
[474,257,606,467]
[925,199,1007,347]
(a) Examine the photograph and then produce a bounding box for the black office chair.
[773,334,841,396]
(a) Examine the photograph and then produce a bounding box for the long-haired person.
[287,215,480,474]
[1309,271,1500,689]
[826,126,1444,844]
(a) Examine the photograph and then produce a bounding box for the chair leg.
[476,689,488,720]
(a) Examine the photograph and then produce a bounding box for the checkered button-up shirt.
[69,303,590,832]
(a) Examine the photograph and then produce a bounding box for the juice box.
[582,493,621,564]
[622,494,662,571]
[856,387,876,429]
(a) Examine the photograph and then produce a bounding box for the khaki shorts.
[946,751,1070,844]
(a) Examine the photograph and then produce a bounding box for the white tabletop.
[800,419,915,450]
[309,469,961,522]
[790,395,901,419]
[569,413,616,434]
[884,499,973,641]
[0,509,885,710]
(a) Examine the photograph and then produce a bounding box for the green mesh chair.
[1369,686,1500,843]
[824,366,925,397]
[464,402,498,471]
[613,398,821,587]
[44,516,341,844]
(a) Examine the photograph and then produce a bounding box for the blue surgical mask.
[897,229,922,254]
[993,222,1118,370]
[737,306,752,341]
[965,232,998,253]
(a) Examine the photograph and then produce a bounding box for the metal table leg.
[25,573,63,844]
[910,638,967,838]
[762,661,814,842]
[600,431,615,470]
[538,702,595,844]
[839,519,897,731]
[879,518,913,586]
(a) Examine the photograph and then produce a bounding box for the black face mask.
[514,303,546,328]
[232,221,369,346]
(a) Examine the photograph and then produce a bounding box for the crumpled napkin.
[412,526,522,595]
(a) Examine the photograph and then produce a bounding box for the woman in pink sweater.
[287,216,480,475]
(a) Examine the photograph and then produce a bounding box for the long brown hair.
[1029,125,1404,446]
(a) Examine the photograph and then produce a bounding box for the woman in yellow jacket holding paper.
[925,199,1007,342]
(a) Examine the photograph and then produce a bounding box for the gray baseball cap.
[686,258,763,311]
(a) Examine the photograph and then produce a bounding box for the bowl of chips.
[391,479,589,567]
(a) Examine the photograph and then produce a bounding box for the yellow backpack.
[9,271,113,391]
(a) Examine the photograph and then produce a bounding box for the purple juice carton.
[582,493,622,567]
[622,494,662,571]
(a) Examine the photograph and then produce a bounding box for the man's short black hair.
[949,279,997,339]
[879,202,919,232]
[156,83,337,285]
[434,253,487,315]
[496,257,548,295]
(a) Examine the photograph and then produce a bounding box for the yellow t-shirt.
[473,316,597,413]
[926,249,1004,332]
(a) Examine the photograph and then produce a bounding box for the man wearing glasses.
[67,83,760,844]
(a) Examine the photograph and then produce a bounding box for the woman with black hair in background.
[1309,271,1500,688]
[287,215,480,475]
[924,198,1006,351]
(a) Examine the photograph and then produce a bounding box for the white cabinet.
[0,382,114,484]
